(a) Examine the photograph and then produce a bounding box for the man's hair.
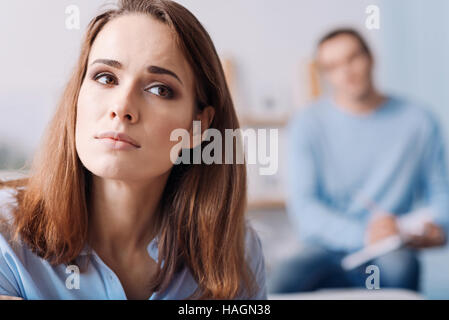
[317,28,372,58]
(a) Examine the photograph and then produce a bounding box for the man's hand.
[0,295,23,300]
[407,223,446,248]
[366,214,399,246]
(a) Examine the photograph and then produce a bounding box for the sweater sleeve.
[418,115,449,232]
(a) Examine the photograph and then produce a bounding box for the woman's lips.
[96,137,139,151]
[94,131,141,149]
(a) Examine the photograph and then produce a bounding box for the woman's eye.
[147,85,174,98]
[94,73,117,86]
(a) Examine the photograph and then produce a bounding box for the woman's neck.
[87,172,170,260]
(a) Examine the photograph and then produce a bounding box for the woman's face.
[76,14,199,182]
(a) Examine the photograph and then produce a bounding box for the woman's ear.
[196,106,215,131]
[190,106,215,149]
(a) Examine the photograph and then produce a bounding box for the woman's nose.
[110,108,136,122]
[109,85,139,123]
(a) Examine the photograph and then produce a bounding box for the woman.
[0,0,266,300]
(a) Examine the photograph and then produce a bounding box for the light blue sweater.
[286,96,449,252]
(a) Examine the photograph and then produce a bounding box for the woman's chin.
[89,166,140,181]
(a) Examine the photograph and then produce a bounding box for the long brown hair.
[0,0,257,299]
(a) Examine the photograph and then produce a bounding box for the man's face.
[317,34,373,100]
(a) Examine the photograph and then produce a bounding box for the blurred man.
[269,29,449,293]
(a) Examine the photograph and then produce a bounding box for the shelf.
[247,198,286,211]
[239,115,290,128]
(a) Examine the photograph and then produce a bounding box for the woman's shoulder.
[0,187,31,272]
[0,188,25,297]
[244,221,264,258]
[0,187,19,235]
[0,187,26,258]
[242,221,267,299]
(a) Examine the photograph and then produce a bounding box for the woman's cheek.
[147,115,193,163]
[76,89,101,152]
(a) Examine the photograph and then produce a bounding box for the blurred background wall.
[1,0,448,298]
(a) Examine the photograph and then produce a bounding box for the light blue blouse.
[0,188,267,300]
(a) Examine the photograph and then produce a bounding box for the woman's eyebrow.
[90,59,183,85]
[91,59,123,69]
[147,65,183,85]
